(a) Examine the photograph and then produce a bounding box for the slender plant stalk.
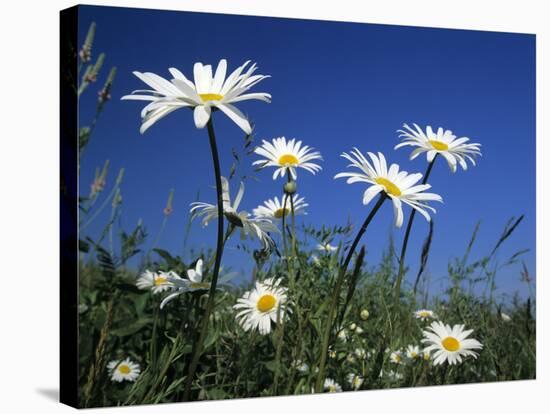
[182,117,225,401]
[393,155,438,299]
[315,193,386,392]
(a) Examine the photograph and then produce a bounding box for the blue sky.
[78,5,536,299]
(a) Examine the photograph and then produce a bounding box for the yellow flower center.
[442,336,460,352]
[154,277,167,286]
[199,93,224,102]
[429,140,449,151]
[257,294,277,312]
[419,311,431,318]
[375,177,402,196]
[273,207,289,219]
[423,352,430,361]
[278,154,299,166]
[118,364,131,374]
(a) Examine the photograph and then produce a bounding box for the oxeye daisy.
[323,378,342,393]
[136,270,177,294]
[107,358,140,382]
[422,321,483,365]
[334,149,442,228]
[159,260,234,309]
[233,278,289,335]
[395,123,482,173]
[414,309,436,321]
[121,59,270,134]
[389,350,404,365]
[253,137,323,180]
[190,177,278,247]
[406,345,421,360]
[346,373,364,390]
[252,194,308,220]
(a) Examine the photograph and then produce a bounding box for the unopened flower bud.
[360,309,370,321]
[284,180,297,195]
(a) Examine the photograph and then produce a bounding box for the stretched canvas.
[60,4,536,408]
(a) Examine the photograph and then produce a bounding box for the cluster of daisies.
[386,309,484,367]
[120,58,484,388]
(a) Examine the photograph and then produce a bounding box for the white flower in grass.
[360,309,370,321]
[293,360,309,373]
[252,194,308,220]
[422,321,483,365]
[414,309,436,321]
[323,378,342,393]
[390,350,404,364]
[253,137,322,180]
[406,345,421,360]
[136,270,177,294]
[190,177,278,248]
[354,348,367,359]
[334,149,442,228]
[107,358,140,382]
[500,312,512,322]
[159,260,234,309]
[422,350,431,361]
[379,369,403,381]
[347,373,364,390]
[337,329,348,342]
[121,59,270,134]
[233,278,289,335]
[395,123,482,173]
[317,242,338,252]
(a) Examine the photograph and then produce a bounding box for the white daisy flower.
[414,309,436,321]
[233,278,289,335]
[323,378,342,393]
[317,242,338,252]
[190,177,278,248]
[334,149,442,228]
[107,358,140,382]
[121,59,270,134]
[422,350,431,361]
[293,360,309,373]
[252,194,308,220]
[346,373,364,390]
[395,123,482,173]
[136,270,177,294]
[406,345,421,360]
[337,329,348,342]
[389,350,404,364]
[354,348,367,359]
[360,309,370,321]
[500,312,512,322]
[159,260,234,309]
[253,137,322,180]
[422,321,483,365]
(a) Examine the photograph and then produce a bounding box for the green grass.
[77,220,535,407]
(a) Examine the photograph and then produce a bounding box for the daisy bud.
[360,309,370,321]
[283,180,297,195]
[349,323,357,331]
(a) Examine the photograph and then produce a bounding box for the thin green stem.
[393,155,438,300]
[315,193,386,392]
[182,117,225,401]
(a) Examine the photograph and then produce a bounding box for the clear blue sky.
[78,5,536,299]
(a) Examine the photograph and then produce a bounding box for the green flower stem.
[315,193,386,392]
[183,117,225,401]
[393,155,438,300]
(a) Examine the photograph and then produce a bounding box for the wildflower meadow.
[72,9,536,408]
